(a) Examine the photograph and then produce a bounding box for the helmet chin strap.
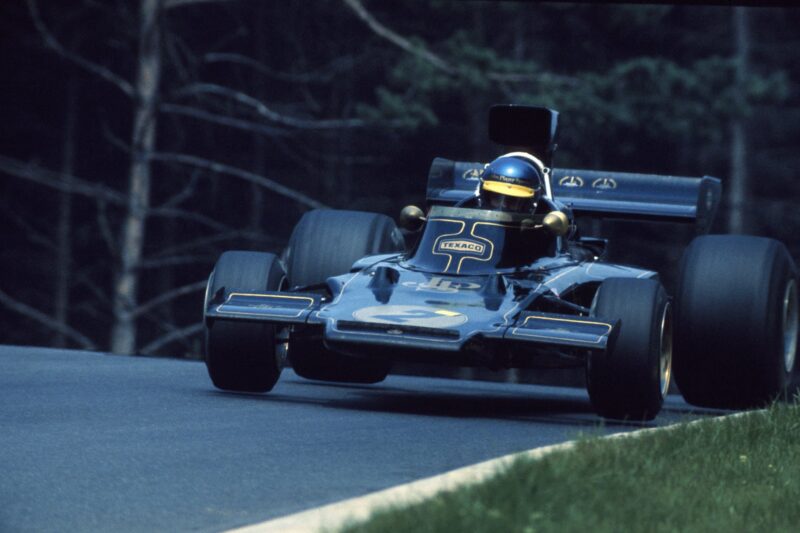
[500,151,552,200]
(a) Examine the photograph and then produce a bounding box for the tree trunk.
[54,76,78,348]
[110,0,162,354]
[249,1,267,232]
[465,5,487,161]
[728,7,749,235]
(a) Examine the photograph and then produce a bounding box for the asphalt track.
[0,346,720,532]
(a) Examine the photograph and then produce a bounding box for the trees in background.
[1,1,798,356]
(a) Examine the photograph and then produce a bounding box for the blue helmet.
[480,155,544,212]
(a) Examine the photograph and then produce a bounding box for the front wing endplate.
[206,291,320,323]
[505,312,617,350]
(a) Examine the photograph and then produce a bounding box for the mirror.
[488,105,558,166]
[541,211,569,237]
[398,205,426,232]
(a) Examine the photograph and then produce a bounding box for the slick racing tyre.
[587,278,673,421]
[673,235,799,409]
[204,251,285,393]
[284,209,404,288]
[284,209,403,383]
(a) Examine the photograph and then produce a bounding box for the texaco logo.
[437,239,486,255]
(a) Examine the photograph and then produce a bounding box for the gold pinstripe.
[217,292,315,319]
[510,314,612,345]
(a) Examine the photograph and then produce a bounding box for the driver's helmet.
[479,154,544,212]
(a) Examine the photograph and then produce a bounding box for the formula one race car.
[203,105,799,421]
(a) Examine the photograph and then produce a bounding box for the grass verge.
[339,401,800,533]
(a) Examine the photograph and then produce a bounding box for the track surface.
[0,346,717,532]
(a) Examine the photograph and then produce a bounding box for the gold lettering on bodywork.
[462,168,484,180]
[439,240,486,254]
[558,175,584,188]
[591,178,617,190]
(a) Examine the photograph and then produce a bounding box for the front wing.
[205,290,618,353]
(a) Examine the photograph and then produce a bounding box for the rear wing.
[425,158,722,233]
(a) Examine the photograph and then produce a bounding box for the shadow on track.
[200,373,716,430]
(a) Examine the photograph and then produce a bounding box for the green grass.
[339,402,800,533]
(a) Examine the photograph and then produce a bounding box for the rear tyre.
[587,278,672,421]
[673,235,799,409]
[285,209,403,383]
[204,251,285,393]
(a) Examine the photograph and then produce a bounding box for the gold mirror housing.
[542,211,570,237]
[398,205,426,232]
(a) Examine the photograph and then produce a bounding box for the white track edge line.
[225,409,757,533]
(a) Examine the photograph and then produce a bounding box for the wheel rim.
[659,302,673,398]
[782,279,798,373]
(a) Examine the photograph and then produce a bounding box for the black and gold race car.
[203,105,798,421]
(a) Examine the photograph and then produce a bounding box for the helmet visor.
[481,180,536,198]
[485,191,527,211]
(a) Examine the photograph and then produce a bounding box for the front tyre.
[587,278,672,421]
[673,235,799,409]
[284,209,401,383]
[204,251,285,393]
[284,209,404,288]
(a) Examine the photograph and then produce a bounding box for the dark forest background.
[1,1,799,359]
